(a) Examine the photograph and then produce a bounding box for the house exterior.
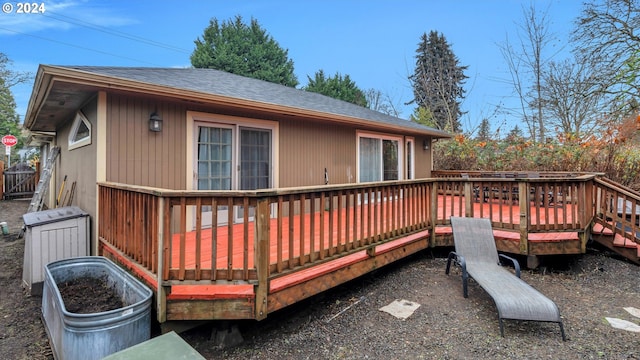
[24,65,450,254]
[23,66,640,328]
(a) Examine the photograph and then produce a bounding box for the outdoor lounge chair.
[445,217,566,340]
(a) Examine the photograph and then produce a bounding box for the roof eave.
[27,65,452,138]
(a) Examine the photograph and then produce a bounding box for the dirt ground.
[1,199,640,359]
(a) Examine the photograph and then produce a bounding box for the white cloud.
[0,0,136,36]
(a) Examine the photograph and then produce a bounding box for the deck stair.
[591,223,640,264]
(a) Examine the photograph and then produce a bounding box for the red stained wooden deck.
[168,196,577,271]
[97,176,640,324]
[162,195,579,300]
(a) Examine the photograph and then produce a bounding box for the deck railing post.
[579,179,594,252]
[518,181,529,255]
[254,197,270,320]
[430,180,439,232]
[464,181,473,217]
[156,196,167,323]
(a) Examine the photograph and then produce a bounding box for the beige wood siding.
[415,136,433,178]
[279,119,357,187]
[106,94,186,189]
[279,120,434,186]
[54,96,98,250]
[105,93,434,189]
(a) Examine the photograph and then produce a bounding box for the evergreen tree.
[409,31,468,132]
[304,70,368,107]
[477,118,491,141]
[0,78,19,127]
[506,125,524,143]
[191,15,298,87]
[0,54,27,151]
[409,106,437,128]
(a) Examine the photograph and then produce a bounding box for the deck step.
[491,229,579,242]
[167,284,255,301]
[439,227,579,243]
[592,223,614,236]
[529,232,579,242]
[612,234,638,249]
[270,230,429,293]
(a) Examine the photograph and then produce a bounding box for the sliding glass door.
[196,124,272,226]
[358,136,400,182]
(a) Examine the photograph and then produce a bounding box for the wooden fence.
[2,162,37,199]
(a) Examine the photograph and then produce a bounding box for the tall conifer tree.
[0,53,27,150]
[191,15,298,87]
[409,31,468,132]
[304,70,368,107]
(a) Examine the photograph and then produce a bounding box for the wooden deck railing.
[593,177,640,248]
[97,174,599,289]
[431,174,594,233]
[265,181,431,276]
[98,180,434,285]
[98,184,160,275]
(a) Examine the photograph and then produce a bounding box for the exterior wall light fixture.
[423,139,430,150]
[149,112,162,132]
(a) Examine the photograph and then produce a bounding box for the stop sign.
[2,135,18,147]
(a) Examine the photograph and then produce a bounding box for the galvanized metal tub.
[42,256,152,360]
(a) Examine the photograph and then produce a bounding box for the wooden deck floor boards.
[99,194,584,321]
[95,178,639,323]
[160,197,579,299]
[171,196,576,269]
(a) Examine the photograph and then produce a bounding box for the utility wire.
[1,8,192,65]
[41,11,191,54]
[0,26,160,65]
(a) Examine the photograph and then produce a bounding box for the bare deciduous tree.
[365,88,402,118]
[541,58,608,136]
[498,2,559,142]
[0,53,30,89]
[572,0,640,116]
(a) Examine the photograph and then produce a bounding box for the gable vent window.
[68,111,91,150]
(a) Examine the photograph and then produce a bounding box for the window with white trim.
[357,132,404,182]
[406,137,415,180]
[68,111,91,150]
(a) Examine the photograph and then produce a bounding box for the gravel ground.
[181,249,640,360]
[2,199,640,359]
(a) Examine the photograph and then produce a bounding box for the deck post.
[518,181,529,255]
[463,181,473,217]
[254,197,270,320]
[156,197,167,323]
[430,182,439,246]
[579,179,594,253]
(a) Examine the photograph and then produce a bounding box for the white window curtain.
[359,137,381,182]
